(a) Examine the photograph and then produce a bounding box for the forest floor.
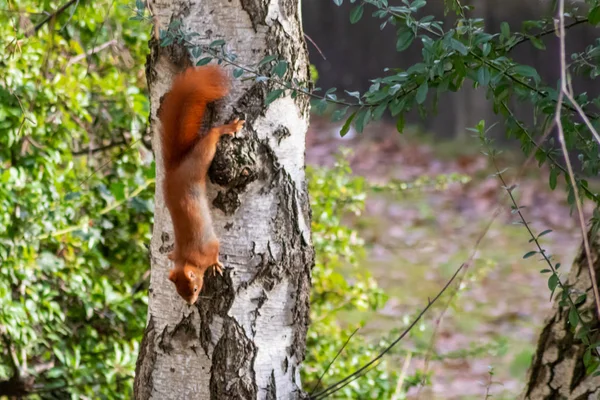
[305,116,596,400]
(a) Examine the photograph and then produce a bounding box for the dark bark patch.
[234,83,267,123]
[213,190,241,216]
[158,231,173,255]
[265,370,277,400]
[210,318,258,399]
[195,270,236,356]
[273,126,291,144]
[134,316,156,400]
[239,0,268,31]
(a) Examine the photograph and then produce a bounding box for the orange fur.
[159,66,245,304]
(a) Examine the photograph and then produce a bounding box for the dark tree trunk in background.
[134,0,314,398]
[521,229,600,399]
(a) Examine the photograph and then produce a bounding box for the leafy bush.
[0,1,151,398]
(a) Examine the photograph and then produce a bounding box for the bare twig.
[86,0,116,75]
[71,137,127,156]
[304,33,327,60]
[66,39,116,67]
[30,0,79,34]
[508,18,588,51]
[312,262,467,399]
[555,0,600,320]
[309,328,359,396]
[415,207,500,399]
[391,352,412,400]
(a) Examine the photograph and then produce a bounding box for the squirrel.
[159,65,245,304]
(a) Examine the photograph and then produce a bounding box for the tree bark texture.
[134,1,313,399]
[521,229,600,399]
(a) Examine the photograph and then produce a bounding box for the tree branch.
[31,0,79,34]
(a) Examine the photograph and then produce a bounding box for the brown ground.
[306,116,595,399]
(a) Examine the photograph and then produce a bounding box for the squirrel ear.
[187,270,196,280]
[168,269,177,283]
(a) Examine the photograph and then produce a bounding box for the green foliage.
[0,0,151,397]
[303,151,395,398]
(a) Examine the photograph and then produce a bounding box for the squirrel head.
[168,263,203,304]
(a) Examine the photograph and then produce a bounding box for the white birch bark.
[134,1,313,399]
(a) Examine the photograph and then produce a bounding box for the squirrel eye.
[194,287,198,292]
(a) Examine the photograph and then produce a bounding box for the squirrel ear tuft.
[168,269,177,283]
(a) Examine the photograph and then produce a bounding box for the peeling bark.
[521,229,600,399]
[134,1,313,399]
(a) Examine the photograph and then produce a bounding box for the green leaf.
[569,307,579,327]
[416,82,428,104]
[396,30,415,52]
[529,36,546,50]
[396,114,405,133]
[350,4,364,24]
[501,22,510,39]
[511,65,540,83]
[477,67,490,86]
[265,89,285,105]
[523,251,537,259]
[354,108,372,133]
[209,39,225,48]
[538,229,553,238]
[482,42,491,57]
[196,57,212,66]
[340,111,357,137]
[549,168,558,190]
[450,38,468,55]
[273,61,288,78]
[332,106,349,122]
[548,274,559,291]
[372,101,387,120]
[258,54,277,67]
[589,6,600,25]
[233,68,244,78]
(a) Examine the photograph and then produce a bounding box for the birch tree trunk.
[134,1,313,398]
[520,228,600,399]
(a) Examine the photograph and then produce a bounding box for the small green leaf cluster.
[319,0,600,218]
[0,1,152,397]
[476,119,600,377]
[157,22,316,107]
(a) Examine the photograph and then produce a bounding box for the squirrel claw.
[213,262,223,276]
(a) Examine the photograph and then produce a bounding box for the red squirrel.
[159,65,244,304]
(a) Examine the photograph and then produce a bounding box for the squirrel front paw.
[212,262,223,276]
[223,118,245,136]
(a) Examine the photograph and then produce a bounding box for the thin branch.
[497,100,600,204]
[508,18,588,51]
[314,359,383,399]
[391,352,412,400]
[304,33,327,60]
[71,138,127,156]
[30,0,79,34]
[311,262,467,399]
[555,0,600,320]
[309,328,359,396]
[85,0,116,76]
[66,39,116,67]
[416,206,500,399]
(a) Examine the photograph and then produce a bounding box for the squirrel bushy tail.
[159,65,230,170]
